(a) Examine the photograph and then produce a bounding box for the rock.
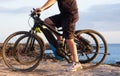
[116,61,120,64]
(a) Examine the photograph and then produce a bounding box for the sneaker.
[66,62,83,72]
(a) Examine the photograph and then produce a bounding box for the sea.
[105,44,120,64]
[45,44,120,64]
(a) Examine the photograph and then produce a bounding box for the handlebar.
[29,8,45,26]
[30,8,40,19]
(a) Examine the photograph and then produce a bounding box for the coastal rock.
[116,61,120,64]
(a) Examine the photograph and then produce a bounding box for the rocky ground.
[0,43,120,76]
[0,57,120,76]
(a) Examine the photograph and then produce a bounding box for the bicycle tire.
[2,31,28,68]
[75,30,99,63]
[75,29,108,69]
[2,31,44,72]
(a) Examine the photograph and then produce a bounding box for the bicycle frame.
[30,12,64,59]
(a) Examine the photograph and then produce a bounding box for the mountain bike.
[2,9,109,72]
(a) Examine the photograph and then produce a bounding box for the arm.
[36,0,57,12]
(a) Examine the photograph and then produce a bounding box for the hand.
[34,8,42,14]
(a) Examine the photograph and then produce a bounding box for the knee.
[44,18,49,23]
[44,18,54,26]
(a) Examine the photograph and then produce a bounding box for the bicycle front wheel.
[2,31,28,69]
[2,31,44,71]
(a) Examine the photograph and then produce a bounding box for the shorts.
[49,14,78,39]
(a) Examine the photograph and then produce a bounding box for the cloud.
[77,3,120,31]
[87,3,120,22]
[0,7,32,14]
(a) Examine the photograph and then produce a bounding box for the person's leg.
[44,18,55,28]
[65,39,83,72]
[44,18,62,40]
[62,19,82,71]
[66,39,79,62]
[66,38,83,71]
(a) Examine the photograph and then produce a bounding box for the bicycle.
[2,9,109,72]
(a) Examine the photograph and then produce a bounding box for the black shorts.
[49,14,78,39]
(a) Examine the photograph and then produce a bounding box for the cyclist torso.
[57,0,79,20]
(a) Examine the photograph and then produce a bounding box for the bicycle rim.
[75,29,108,69]
[2,31,44,71]
[75,31,99,63]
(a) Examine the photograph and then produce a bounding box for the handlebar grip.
[30,8,41,18]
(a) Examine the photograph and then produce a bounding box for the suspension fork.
[21,30,35,53]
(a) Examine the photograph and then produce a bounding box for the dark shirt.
[57,0,79,19]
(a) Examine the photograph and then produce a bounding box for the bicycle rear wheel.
[75,29,108,69]
[2,31,44,71]
[75,30,99,63]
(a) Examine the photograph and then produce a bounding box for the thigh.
[44,18,55,26]
[49,14,63,28]
[62,17,76,39]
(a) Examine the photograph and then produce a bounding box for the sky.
[0,0,120,43]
